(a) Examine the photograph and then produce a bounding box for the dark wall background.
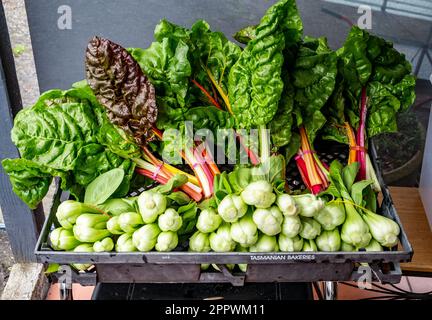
[26,0,279,91]
[26,0,432,92]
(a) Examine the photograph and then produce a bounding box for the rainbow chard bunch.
[322,26,416,186]
[85,36,204,201]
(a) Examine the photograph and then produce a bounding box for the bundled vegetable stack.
[49,170,198,270]
[48,159,400,272]
[2,0,414,269]
[189,160,399,258]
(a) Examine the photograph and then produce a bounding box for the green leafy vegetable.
[269,78,295,148]
[337,26,416,137]
[116,233,138,252]
[84,168,125,204]
[132,223,161,252]
[241,180,276,209]
[50,227,81,250]
[233,25,257,44]
[155,231,179,252]
[93,237,115,252]
[2,87,136,207]
[279,234,303,252]
[228,0,303,129]
[2,159,52,209]
[158,208,183,232]
[129,37,191,109]
[86,36,158,145]
[177,201,198,235]
[291,37,337,142]
[99,197,137,216]
[152,174,188,194]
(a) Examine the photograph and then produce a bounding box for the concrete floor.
[0,230,14,296]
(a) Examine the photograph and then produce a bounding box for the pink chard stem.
[356,87,368,181]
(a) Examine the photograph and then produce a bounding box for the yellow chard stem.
[206,67,233,115]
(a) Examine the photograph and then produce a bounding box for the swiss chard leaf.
[337,26,416,137]
[154,19,191,43]
[228,0,303,129]
[320,67,350,144]
[291,37,337,142]
[132,18,240,156]
[11,89,97,171]
[183,106,235,133]
[191,20,241,101]
[1,158,53,209]
[233,25,257,44]
[269,74,295,148]
[129,37,191,108]
[86,36,158,146]
[4,86,136,208]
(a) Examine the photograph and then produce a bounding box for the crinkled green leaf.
[183,106,235,132]
[1,158,52,209]
[5,86,136,208]
[292,36,337,142]
[11,89,97,171]
[129,38,191,108]
[321,73,349,144]
[154,19,191,43]
[337,26,416,137]
[132,19,240,138]
[269,74,295,148]
[228,0,303,129]
[191,20,241,97]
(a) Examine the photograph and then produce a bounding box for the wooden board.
[389,187,432,274]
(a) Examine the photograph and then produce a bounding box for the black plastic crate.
[35,142,413,284]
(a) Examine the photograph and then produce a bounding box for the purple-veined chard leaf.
[86,36,158,145]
